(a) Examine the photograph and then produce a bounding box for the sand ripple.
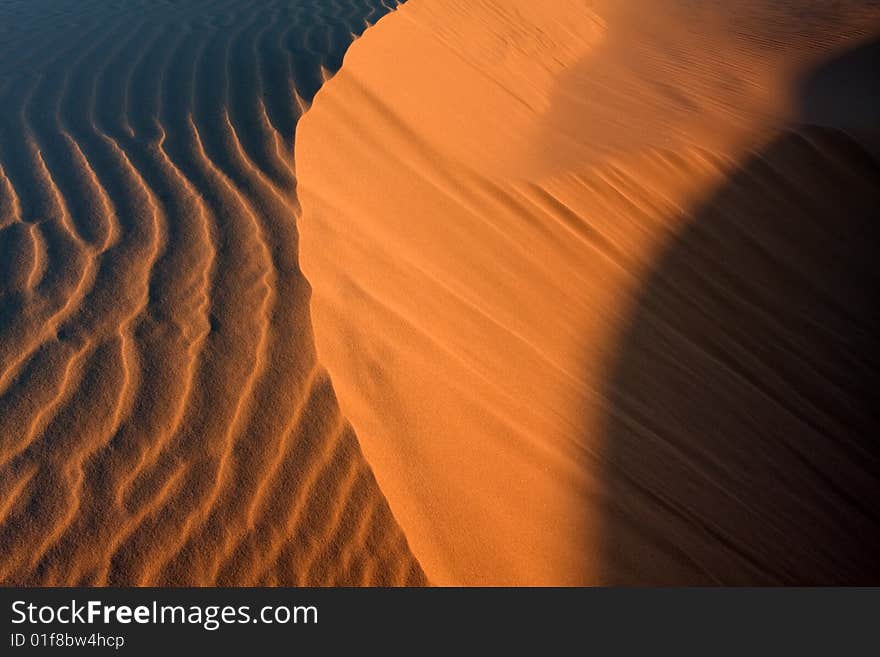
[0,0,425,586]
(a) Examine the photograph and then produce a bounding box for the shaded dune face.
[0,0,426,585]
[599,127,880,584]
[297,0,880,584]
[595,34,880,584]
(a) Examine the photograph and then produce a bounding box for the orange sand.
[0,0,424,586]
[298,0,880,584]
[2,0,878,587]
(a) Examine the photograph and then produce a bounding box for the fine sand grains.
[0,0,425,586]
[297,0,880,584]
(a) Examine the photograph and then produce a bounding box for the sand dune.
[0,0,425,586]
[297,0,880,584]
[2,0,878,588]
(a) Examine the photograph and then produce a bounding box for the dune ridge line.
[297,0,880,585]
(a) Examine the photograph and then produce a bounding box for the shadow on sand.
[598,39,880,584]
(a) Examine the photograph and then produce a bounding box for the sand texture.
[2,0,879,586]
[297,0,880,584]
[0,0,425,586]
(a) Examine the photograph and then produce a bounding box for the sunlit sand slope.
[298,0,880,584]
[0,0,425,586]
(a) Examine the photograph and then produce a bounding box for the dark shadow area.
[797,36,880,140]
[598,123,880,583]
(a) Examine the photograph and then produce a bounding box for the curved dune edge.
[0,0,426,586]
[297,0,880,584]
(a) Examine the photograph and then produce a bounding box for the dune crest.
[297,0,880,584]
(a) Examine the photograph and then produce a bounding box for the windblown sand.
[297,0,880,585]
[0,0,424,586]
[1,0,879,586]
